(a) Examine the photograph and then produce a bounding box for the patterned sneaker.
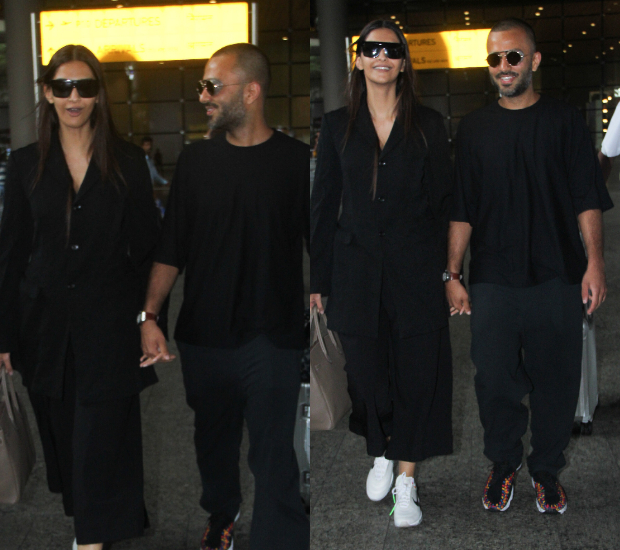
[482,462,522,512]
[366,455,394,501]
[201,511,239,550]
[532,471,567,514]
[390,472,422,527]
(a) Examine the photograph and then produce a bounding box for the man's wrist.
[137,311,159,325]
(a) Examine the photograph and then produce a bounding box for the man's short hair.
[490,18,537,52]
[211,43,271,95]
[141,136,153,145]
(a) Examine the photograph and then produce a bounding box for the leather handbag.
[310,306,351,431]
[0,366,36,504]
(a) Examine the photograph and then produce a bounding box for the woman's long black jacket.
[310,102,453,339]
[0,134,160,403]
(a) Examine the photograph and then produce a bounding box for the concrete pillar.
[316,0,349,113]
[5,0,40,149]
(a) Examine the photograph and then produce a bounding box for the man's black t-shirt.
[452,95,613,287]
[154,131,310,349]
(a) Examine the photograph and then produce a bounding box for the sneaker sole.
[482,463,522,512]
[367,470,394,501]
[531,478,567,514]
[394,512,423,528]
[200,512,240,550]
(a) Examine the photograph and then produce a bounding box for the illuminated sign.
[353,29,491,70]
[40,3,249,65]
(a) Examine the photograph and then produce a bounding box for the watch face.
[442,271,449,282]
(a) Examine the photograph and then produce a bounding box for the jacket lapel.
[352,100,406,159]
[380,116,404,159]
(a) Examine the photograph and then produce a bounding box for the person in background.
[447,18,612,515]
[141,135,168,185]
[598,104,620,182]
[139,43,309,550]
[310,19,454,528]
[0,45,160,550]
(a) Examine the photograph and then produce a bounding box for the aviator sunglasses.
[486,50,528,68]
[50,79,100,98]
[358,41,406,59]
[196,79,248,96]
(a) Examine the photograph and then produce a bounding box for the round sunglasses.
[486,50,528,68]
[358,41,406,60]
[196,79,248,96]
[50,79,100,98]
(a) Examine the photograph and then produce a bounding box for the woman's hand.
[310,293,324,314]
[140,322,176,367]
[0,352,13,375]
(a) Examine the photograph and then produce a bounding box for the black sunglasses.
[358,41,406,60]
[486,50,528,68]
[196,79,248,96]
[50,79,100,98]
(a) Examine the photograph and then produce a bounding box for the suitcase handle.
[310,306,343,363]
[0,366,20,426]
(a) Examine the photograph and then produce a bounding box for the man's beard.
[207,89,246,132]
[490,63,533,98]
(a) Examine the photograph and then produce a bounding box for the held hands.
[310,293,324,314]
[445,281,471,316]
[582,261,607,315]
[140,321,176,367]
[0,352,13,375]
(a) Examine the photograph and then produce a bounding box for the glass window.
[132,102,182,134]
[484,6,523,21]
[110,104,130,135]
[417,71,448,96]
[259,32,290,64]
[265,97,290,128]
[538,65,563,91]
[184,67,205,101]
[292,0,309,29]
[604,63,620,85]
[104,71,128,103]
[407,9,446,27]
[450,94,486,118]
[524,4,562,18]
[449,68,487,95]
[292,64,310,96]
[563,16,602,40]
[292,96,310,127]
[291,31,310,62]
[565,64,603,87]
[421,95,449,118]
[564,39,602,63]
[259,0,290,31]
[604,1,620,14]
[563,1,602,16]
[446,8,483,24]
[270,65,290,96]
[131,69,182,102]
[604,14,620,36]
[530,18,562,41]
[184,101,209,134]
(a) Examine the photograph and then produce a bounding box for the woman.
[310,20,453,527]
[0,45,160,549]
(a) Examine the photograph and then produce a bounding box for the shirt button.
[379,231,385,237]
[73,204,82,211]
[379,161,386,166]
[67,283,76,290]
[70,244,79,251]
[376,196,385,202]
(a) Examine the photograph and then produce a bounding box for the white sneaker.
[366,455,394,501]
[391,472,422,527]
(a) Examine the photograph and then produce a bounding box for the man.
[446,19,612,515]
[140,136,168,186]
[139,43,310,550]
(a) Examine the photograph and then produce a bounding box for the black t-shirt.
[154,131,310,349]
[452,95,613,287]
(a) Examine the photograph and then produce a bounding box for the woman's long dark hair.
[35,44,124,189]
[345,20,425,196]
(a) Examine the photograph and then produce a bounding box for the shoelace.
[373,456,390,479]
[390,474,413,515]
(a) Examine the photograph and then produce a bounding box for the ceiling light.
[603,119,609,123]
[582,31,587,35]
[399,25,404,29]
[116,3,123,6]
[603,98,608,103]
[603,109,609,113]
[604,128,608,132]
[391,15,396,19]
[568,44,573,47]
[395,21,400,24]
[591,22,596,26]
[465,16,470,20]
[563,49,567,53]
[464,11,469,15]
[282,36,288,41]
[596,56,600,59]
[535,12,540,16]
[538,6,544,9]
[609,96,613,100]
[611,46,615,50]
[465,22,470,26]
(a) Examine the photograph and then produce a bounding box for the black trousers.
[470,278,583,476]
[177,335,309,550]
[338,280,453,463]
[28,347,147,545]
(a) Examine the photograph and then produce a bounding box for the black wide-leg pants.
[177,335,309,550]
[28,346,147,545]
[338,280,453,464]
[469,278,583,477]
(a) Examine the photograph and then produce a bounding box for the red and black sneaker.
[482,462,522,512]
[532,471,567,514]
[201,511,238,550]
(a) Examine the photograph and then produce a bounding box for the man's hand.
[445,281,471,316]
[582,261,606,315]
[0,352,13,375]
[310,293,324,314]
[140,321,176,367]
